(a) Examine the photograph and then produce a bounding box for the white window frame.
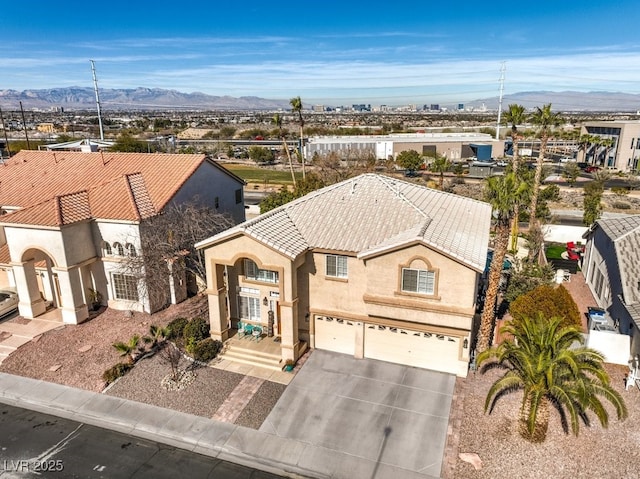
[244,259,279,284]
[239,295,261,322]
[326,254,348,278]
[401,268,435,295]
[112,273,139,301]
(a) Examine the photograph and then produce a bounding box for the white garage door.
[364,324,461,375]
[314,316,356,356]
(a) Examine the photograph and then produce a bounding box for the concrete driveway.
[260,350,455,479]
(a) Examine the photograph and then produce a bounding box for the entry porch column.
[13,259,47,319]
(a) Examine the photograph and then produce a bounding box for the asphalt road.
[0,404,284,479]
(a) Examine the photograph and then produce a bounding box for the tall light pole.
[496,62,506,140]
[90,60,105,141]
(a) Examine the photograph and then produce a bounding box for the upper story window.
[326,254,348,278]
[102,241,112,256]
[113,242,125,256]
[402,267,435,295]
[244,259,279,284]
[125,243,137,257]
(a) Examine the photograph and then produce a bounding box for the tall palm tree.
[502,104,527,251]
[528,104,562,236]
[273,113,297,188]
[290,96,306,180]
[477,173,529,354]
[599,137,615,167]
[478,315,627,443]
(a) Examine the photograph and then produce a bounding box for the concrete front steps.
[221,343,283,371]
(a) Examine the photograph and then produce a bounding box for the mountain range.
[0,87,639,112]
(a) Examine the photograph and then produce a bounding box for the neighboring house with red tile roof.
[196,174,492,376]
[0,150,245,324]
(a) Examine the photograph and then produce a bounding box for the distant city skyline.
[2,1,640,107]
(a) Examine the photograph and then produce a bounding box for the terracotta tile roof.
[0,151,208,226]
[197,174,492,271]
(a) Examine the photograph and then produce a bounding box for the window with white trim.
[244,259,279,283]
[113,242,125,256]
[402,268,435,295]
[102,242,112,256]
[239,296,261,321]
[112,274,139,301]
[326,254,348,278]
[125,243,137,257]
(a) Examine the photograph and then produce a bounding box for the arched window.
[102,242,113,256]
[113,242,125,256]
[125,243,137,257]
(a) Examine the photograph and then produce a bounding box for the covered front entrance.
[364,324,462,375]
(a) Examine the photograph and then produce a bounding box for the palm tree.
[477,173,529,354]
[429,154,451,190]
[290,96,306,180]
[502,104,527,251]
[528,104,562,237]
[112,334,141,364]
[273,113,297,188]
[478,315,627,443]
[599,137,615,167]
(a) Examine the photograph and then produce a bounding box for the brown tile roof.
[0,151,208,226]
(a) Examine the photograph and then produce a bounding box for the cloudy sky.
[2,0,639,106]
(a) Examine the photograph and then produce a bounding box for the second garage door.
[314,316,356,356]
[364,324,461,375]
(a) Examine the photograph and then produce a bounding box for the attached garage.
[314,316,356,356]
[364,324,463,375]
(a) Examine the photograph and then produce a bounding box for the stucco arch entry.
[13,247,90,324]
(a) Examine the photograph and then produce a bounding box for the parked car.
[0,289,18,317]
[585,166,601,173]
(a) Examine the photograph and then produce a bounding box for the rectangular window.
[112,274,139,301]
[244,259,279,283]
[235,188,242,204]
[326,255,348,278]
[214,196,219,209]
[402,268,435,295]
[239,296,261,321]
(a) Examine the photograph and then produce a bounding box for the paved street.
[0,404,284,479]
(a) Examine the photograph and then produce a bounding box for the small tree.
[583,180,604,226]
[503,260,554,304]
[562,162,581,187]
[509,284,581,329]
[111,133,150,153]
[248,145,274,164]
[396,150,424,173]
[159,341,183,382]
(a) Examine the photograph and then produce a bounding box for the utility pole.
[0,108,11,159]
[496,62,506,140]
[90,60,105,141]
[19,101,30,150]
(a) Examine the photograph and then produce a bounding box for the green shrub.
[193,338,223,362]
[612,201,631,210]
[183,317,210,343]
[167,317,189,340]
[102,362,133,385]
[611,187,629,195]
[509,284,581,329]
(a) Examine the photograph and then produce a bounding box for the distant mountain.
[0,87,291,111]
[464,91,640,112]
[1,87,639,112]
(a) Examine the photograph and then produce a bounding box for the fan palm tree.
[477,173,529,353]
[290,96,306,180]
[478,315,627,443]
[502,104,527,251]
[112,334,142,364]
[429,154,451,190]
[528,104,562,236]
[273,113,297,188]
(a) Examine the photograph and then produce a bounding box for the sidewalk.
[0,370,434,479]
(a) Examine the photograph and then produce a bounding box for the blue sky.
[2,1,639,106]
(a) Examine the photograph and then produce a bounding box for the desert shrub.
[193,338,223,362]
[612,201,631,210]
[509,284,581,329]
[183,317,210,343]
[166,317,189,340]
[611,187,629,195]
[102,362,133,385]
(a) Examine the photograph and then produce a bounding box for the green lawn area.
[545,243,567,259]
[225,164,302,184]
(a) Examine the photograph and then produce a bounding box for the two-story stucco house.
[583,215,640,359]
[196,174,492,377]
[0,150,245,324]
